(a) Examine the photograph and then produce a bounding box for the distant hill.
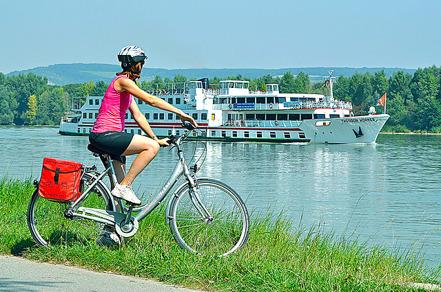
[7,63,416,85]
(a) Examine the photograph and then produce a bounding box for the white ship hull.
[60,114,388,144]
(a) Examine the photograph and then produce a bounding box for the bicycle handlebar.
[165,121,196,146]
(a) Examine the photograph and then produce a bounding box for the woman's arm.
[117,78,198,128]
[129,100,157,140]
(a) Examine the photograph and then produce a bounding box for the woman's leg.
[112,160,126,183]
[120,134,160,186]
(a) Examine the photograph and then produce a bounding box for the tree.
[91,81,108,96]
[333,76,351,102]
[6,74,48,125]
[293,72,311,93]
[372,71,388,97]
[0,85,16,125]
[279,72,296,93]
[25,95,38,125]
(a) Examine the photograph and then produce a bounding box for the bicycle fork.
[189,186,213,223]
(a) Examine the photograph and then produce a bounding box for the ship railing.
[222,120,302,128]
[212,101,352,111]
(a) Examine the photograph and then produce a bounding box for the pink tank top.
[92,75,133,133]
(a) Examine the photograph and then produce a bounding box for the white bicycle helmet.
[117,45,147,67]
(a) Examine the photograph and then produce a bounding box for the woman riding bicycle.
[89,45,198,205]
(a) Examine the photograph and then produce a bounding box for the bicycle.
[27,122,249,256]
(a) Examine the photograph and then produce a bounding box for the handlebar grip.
[167,135,178,145]
[182,121,195,130]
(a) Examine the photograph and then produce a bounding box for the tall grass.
[0,179,439,291]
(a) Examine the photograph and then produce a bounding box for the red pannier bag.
[38,157,83,202]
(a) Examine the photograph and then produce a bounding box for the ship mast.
[328,70,334,100]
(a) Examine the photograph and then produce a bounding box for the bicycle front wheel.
[168,178,249,256]
[27,173,114,247]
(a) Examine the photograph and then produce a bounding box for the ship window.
[138,129,142,135]
[83,113,87,118]
[153,113,158,120]
[89,99,93,105]
[125,113,128,119]
[192,113,198,120]
[159,113,164,120]
[222,131,226,138]
[168,98,173,104]
[176,130,180,136]
[277,114,288,120]
[201,113,207,120]
[244,131,249,138]
[245,114,255,120]
[266,97,275,104]
[256,98,265,104]
[257,131,262,138]
[284,132,290,138]
[270,132,276,138]
[314,114,325,119]
[131,129,134,134]
[88,113,93,119]
[266,114,276,120]
[176,114,180,120]
[145,113,150,119]
[176,98,181,104]
[95,99,99,105]
[77,128,80,133]
[232,131,237,137]
[168,130,172,135]
[137,99,142,104]
[301,114,312,120]
[330,114,340,118]
[94,113,98,119]
[256,114,265,120]
[277,97,286,103]
[130,113,134,120]
[237,98,245,103]
[211,131,216,137]
[168,113,173,120]
[289,114,300,121]
[246,98,255,103]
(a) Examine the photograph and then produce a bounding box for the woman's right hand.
[180,113,198,128]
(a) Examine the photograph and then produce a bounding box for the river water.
[0,127,440,269]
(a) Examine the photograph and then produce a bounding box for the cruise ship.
[59,76,389,144]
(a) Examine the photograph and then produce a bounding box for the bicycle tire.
[27,172,115,247]
[168,178,249,256]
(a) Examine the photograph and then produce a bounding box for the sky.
[0,0,440,73]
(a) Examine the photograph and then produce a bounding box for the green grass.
[1,179,439,291]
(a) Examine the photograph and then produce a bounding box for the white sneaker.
[111,183,141,205]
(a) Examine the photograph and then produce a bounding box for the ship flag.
[377,93,387,114]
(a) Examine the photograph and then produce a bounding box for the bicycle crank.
[115,217,139,238]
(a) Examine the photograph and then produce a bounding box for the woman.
[89,45,198,205]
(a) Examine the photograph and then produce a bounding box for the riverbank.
[1,179,439,291]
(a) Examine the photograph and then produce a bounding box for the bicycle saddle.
[87,144,110,156]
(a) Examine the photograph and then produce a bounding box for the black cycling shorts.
[89,131,134,163]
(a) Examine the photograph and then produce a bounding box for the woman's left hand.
[155,137,170,147]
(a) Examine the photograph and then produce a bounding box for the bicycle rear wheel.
[27,173,114,247]
[168,178,249,256]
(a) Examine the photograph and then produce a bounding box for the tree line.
[0,66,439,131]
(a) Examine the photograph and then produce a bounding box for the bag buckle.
[54,168,60,184]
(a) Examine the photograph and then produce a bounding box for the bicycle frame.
[69,132,210,227]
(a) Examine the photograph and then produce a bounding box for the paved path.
[0,255,198,292]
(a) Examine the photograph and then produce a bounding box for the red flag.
[377,93,387,106]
